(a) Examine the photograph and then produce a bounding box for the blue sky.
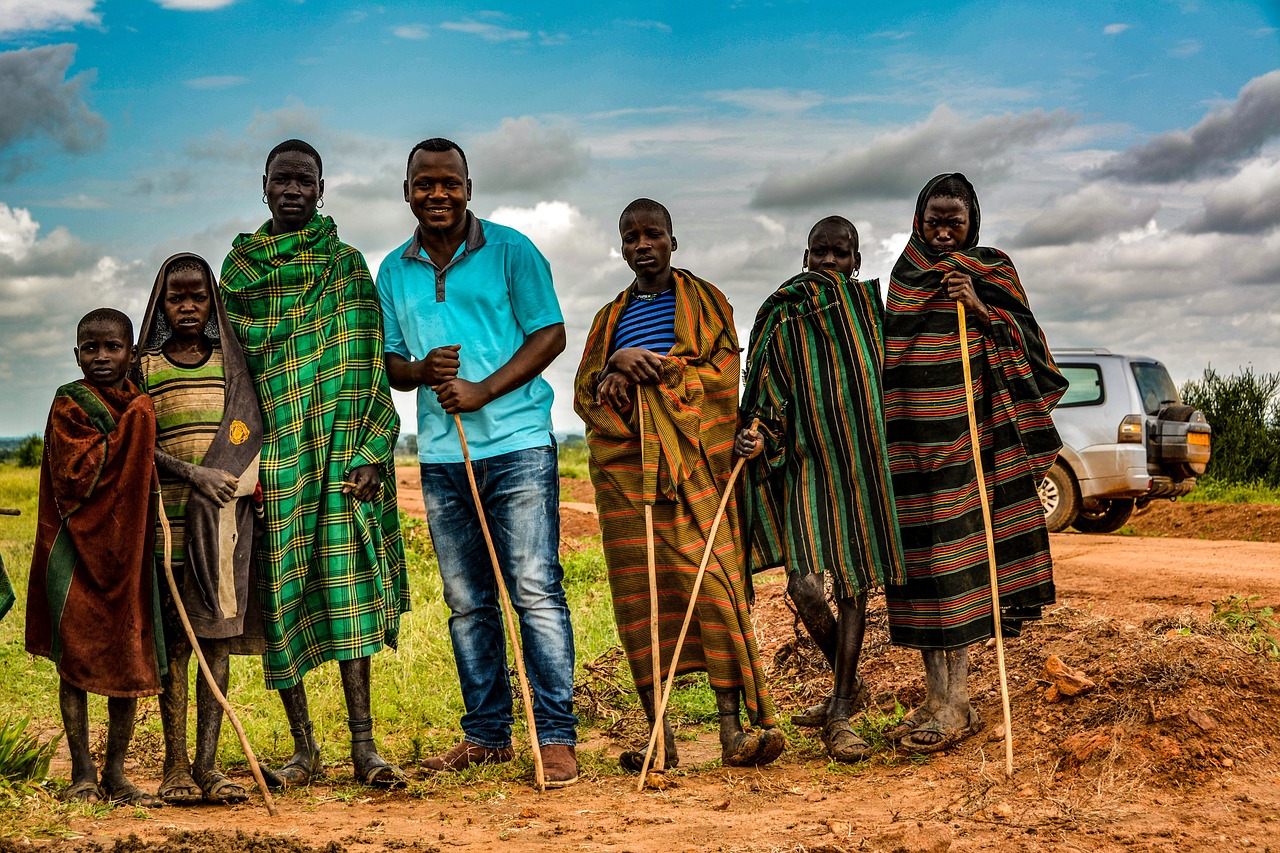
[1,0,1278,435]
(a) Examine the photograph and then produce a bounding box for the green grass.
[557,442,590,481]
[0,461,735,834]
[1185,477,1280,504]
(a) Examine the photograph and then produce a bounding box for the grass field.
[0,461,672,835]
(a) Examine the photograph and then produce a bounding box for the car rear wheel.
[1071,498,1136,534]
[1039,462,1079,533]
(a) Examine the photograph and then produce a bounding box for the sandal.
[822,717,872,763]
[887,707,935,742]
[62,779,103,804]
[900,708,983,755]
[723,728,786,767]
[790,677,872,729]
[103,779,164,809]
[195,769,248,804]
[264,747,322,790]
[619,749,679,774]
[354,756,408,789]
[158,768,202,806]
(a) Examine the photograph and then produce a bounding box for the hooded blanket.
[575,269,774,726]
[138,252,265,646]
[26,380,165,697]
[221,214,407,689]
[740,270,906,599]
[883,173,1067,650]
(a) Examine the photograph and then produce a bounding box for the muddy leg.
[340,657,403,786]
[907,648,972,747]
[191,638,229,779]
[621,688,677,772]
[786,572,837,667]
[58,680,96,789]
[265,679,320,788]
[100,697,160,806]
[158,643,200,802]
[827,592,869,722]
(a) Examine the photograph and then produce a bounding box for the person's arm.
[385,346,461,392]
[433,323,565,414]
[153,448,237,507]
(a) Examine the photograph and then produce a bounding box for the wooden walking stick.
[156,505,278,815]
[637,398,665,772]
[956,301,1015,778]
[0,508,20,516]
[453,414,547,793]
[637,417,759,790]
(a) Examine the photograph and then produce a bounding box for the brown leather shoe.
[540,744,578,788]
[420,740,514,773]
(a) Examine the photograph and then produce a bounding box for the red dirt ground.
[14,471,1279,852]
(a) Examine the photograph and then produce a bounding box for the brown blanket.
[26,380,165,697]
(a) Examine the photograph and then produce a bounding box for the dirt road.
[42,472,1280,853]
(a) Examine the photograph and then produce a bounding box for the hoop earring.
[851,267,861,279]
[317,197,325,209]
[262,193,268,204]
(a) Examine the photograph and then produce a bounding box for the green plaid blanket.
[221,214,408,689]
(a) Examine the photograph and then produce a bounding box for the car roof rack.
[1052,347,1113,355]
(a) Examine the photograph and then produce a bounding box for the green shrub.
[12,437,41,469]
[0,717,59,786]
[1180,367,1280,487]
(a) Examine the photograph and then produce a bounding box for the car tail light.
[1118,414,1143,443]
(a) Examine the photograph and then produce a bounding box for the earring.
[851,268,861,279]
[317,197,325,209]
[262,193,268,204]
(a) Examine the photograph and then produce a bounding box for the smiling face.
[620,209,676,291]
[162,265,212,340]
[804,221,860,276]
[263,150,323,235]
[75,319,133,389]
[405,148,471,237]
[921,195,971,253]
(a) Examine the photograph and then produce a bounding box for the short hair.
[265,139,322,179]
[78,308,133,342]
[407,138,469,177]
[807,215,859,251]
[925,174,975,213]
[164,258,209,287]
[619,198,673,234]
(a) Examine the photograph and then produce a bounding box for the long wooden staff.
[637,397,665,772]
[453,414,546,793]
[956,302,1015,777]
[637,417,759,790]
[156,505,278,814]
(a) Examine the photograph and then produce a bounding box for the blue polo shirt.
[377,213,563,463]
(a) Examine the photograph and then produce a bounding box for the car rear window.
[1131,361,1180,414]
[1056,364,1104,407]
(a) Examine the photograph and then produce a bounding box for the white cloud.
[440,19,529,42]
[752,105,1076,208]
[185,75,248,89]
[1184,157,1280,234]
[0,45,105,169]
[0,0,99,35]
[392,24,429,40]
[1095,69,1280,183]
[1006,185,1160,248]
[151,0,238,10]
[1169,39,1203,57]
[707,88,825,115]
[471,116,590,193]
[1103,23,1130,35]
[618,19,671,33]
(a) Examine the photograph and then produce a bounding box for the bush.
[1180,367,1280,487]
[13,436,41,469]
[0,717,59,786]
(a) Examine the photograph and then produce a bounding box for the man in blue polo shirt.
[377,137,578,786]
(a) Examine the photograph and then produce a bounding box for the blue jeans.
[420,445,578,747]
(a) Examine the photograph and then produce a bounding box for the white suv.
[1040,349,1212,533]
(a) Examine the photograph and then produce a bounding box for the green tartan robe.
[740,271,906,600]
[221,214,408,689]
